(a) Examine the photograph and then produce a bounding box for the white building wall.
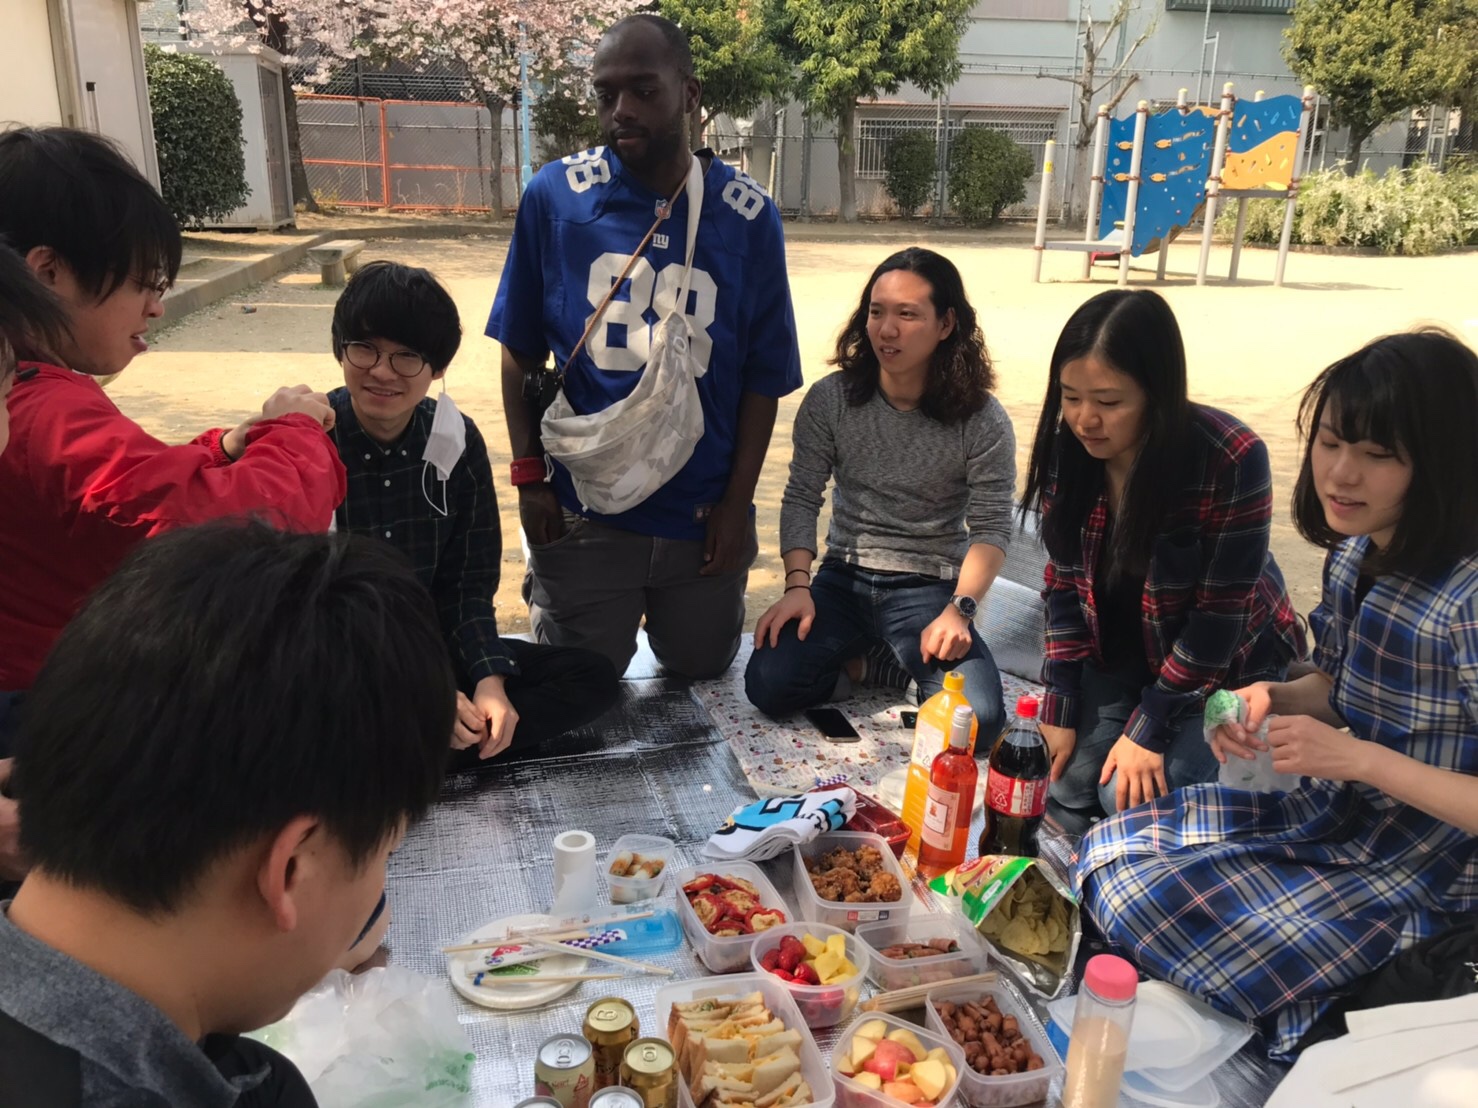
[0,0,66,126]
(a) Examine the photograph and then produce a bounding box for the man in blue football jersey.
[488,13,801,679]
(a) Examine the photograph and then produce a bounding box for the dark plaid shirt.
[1040,405,1303,752]
[329,388,516,685]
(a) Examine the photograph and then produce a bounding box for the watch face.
[954,596,978,619]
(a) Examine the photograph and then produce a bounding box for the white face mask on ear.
[423,384,466,481]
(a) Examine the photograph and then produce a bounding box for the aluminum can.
[584,996,640,1088]
[514,1100,565,1108]
[535,1034,595,1108]
[589,1089,645,1108]
[619,1037,677,1108]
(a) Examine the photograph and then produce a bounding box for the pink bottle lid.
[1015,695,1040,719]
[1083,954,1138,1001]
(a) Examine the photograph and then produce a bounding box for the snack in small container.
[923,978,1063,1108]
[606,834,676,905]
[750,922,869,1028]
[674,862,793,974]
[665,986,816,1107]
[832,1012,965,1108]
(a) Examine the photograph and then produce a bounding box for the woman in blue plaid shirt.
[1077,329,1478,1058]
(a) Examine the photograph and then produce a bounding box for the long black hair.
[1021,289,1191,568]
[1292,328,1478,576]
[831,247,994,425]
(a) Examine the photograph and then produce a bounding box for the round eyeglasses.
[342,340,429,378]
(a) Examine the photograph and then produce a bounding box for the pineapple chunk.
[825,933,847,956]
[801,933,827,958]
[814,949,855,983]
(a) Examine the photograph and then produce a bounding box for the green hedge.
[144,45,249,227]
[947,127,1034,225]
[884,129,937,218]
[1216,164,1478,256]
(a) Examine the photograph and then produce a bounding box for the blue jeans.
[1047,662,1222,836]
[744,561,1007,743]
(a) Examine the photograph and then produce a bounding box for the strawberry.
[792,962,821,986]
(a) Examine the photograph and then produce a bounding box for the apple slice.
[854,1019,888,1042]
[850,1036,878,1071]
[882,1081,923,1104]
[886,1027,928,1062]
[910,1058,948,1100]
[925,1047,951,1065]
[854,1072,883,1091]
[836,1053,856,1077]
[942,1063,957,1087]
[863,1040,914,1082]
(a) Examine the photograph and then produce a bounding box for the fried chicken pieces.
[804,845,903,904]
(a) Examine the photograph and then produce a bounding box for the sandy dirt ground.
[120,225,1478,635]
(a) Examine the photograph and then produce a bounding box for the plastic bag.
[247,966,474,1107]
[1203,689,1300,793]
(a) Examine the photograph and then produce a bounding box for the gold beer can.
[584,996,640,1089]
[619,1037,677,1108]
[535,1034,595,1108]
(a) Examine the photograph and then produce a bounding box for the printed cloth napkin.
[703,786,858,862]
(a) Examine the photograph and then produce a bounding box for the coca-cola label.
[986,766,1047,818]
[921,783,959,848]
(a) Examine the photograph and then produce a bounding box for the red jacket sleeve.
[24,374,346,537]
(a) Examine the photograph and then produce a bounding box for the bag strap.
[559,170,690,377]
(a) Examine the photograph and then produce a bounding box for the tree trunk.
[1345,128,1367,175]
[485,95,509,216]
[279,69,318,214]
[689,105,705,151]
[837,100,857,223]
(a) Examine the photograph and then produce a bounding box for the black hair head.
[830,247,995,425]
[0,240,72,371]
[0,126,181,302]
[1021,288,1191,568]
[330,261,462,373]
[13,521,456,915]
[602,13,695,78]
[1293,328,1478,575]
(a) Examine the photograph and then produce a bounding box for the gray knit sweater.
[778,373,1016,577]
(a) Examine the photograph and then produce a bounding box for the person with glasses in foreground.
[0,127,346,731]
[328,262,618,766]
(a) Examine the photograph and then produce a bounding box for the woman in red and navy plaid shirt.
[1021,290,1303,834]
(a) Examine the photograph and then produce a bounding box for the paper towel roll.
[551,829,598,916]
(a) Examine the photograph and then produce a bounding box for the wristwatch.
[949,595,978,620]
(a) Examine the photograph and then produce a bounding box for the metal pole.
[1118,102,1149,288]
[1032,139,1056,283]
[1062,0,1086,222]
[936,92,951,223]
[1275,86,1317,288]
[799,112,812,221]
[518,27,533,191]
[1197,0,1212,105]
[1083,104,1109,279]
[1197,83,1236,286]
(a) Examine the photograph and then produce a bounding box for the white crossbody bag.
[540,156,707,516]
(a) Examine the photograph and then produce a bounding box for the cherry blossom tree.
[190,0,644,212]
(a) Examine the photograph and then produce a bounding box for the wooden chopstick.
[471,972,627,986]
[860,970,999,1013]
[531,939,673,977]
[441,910,656,954]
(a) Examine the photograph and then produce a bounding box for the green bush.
[1216,163,1478,255]
[947,127,1033,225]
[534,86,602,165]
[884,130,937,218]
[144,45,249,227]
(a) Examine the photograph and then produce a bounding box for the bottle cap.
[943,671,964,692]
[1083,954,1138,1001]
[947,704,974,748]
[1016,695,1040,719]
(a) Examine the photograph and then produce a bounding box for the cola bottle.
[978,695,1051,858]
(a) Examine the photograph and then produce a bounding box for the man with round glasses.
[328,261,619,766]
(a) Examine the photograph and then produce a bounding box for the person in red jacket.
[0,127,347,717]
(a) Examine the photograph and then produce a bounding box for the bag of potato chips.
[929,856,1081,998]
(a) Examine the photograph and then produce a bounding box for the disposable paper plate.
[446,912,589,1011]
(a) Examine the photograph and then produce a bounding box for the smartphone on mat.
[804,707,861,742]
[899,710,918,729]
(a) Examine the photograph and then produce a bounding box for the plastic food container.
[923,978,1063,1108]
[652,971,836,1108]
[604,833,675,905]
[829,1010,965,1108]
[792,830,912,932]
[748,921,870,1028]
[673,861,792,974]
[855,912,988,991]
